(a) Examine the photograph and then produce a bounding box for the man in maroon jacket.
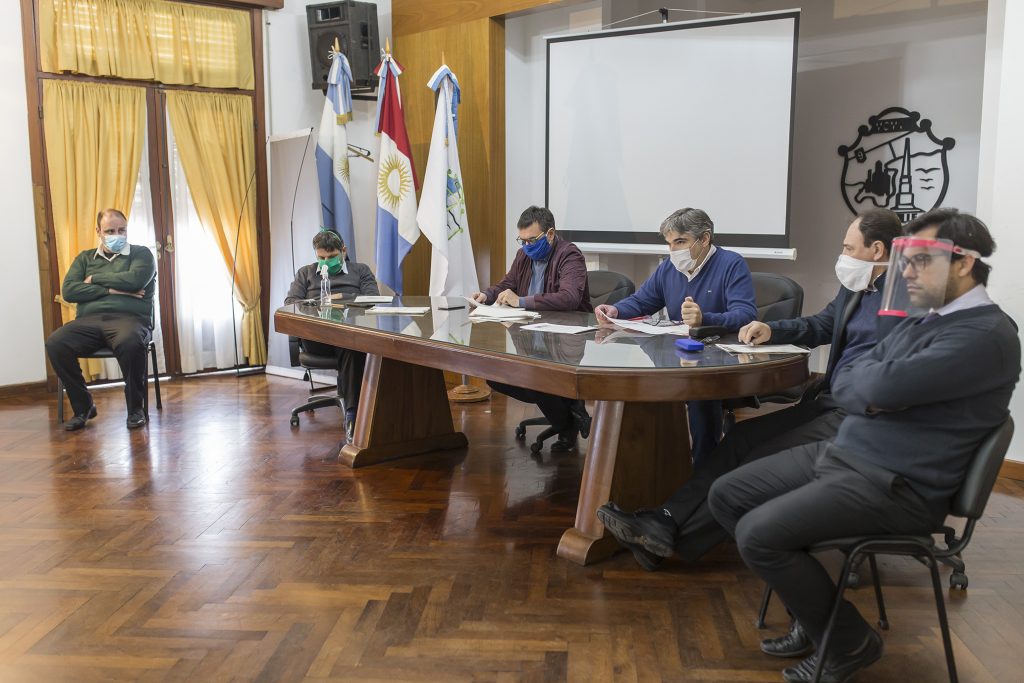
[470,205,593,451]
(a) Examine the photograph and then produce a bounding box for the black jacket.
[767,275,899,393]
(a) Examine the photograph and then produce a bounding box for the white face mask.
[835,254,879,291]
[669,240,705,274]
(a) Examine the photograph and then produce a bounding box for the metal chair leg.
[57,378,65,423]
[813,552,860,683]
[150,343,162,410]
[927,554,959,683]
[756,585,772,628]
[868,555,889,630]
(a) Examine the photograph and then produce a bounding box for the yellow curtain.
[166,90,266,366]
[42,79,146,378]
[39,0,254,90]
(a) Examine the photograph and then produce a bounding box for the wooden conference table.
[275,297,808,565]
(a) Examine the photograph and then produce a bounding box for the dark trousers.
[487,381,573,432]
[687,400,723,466]
[45,313,152,416]
[666,396,845,561]
[708,441,935,652]
[300,340,366,412]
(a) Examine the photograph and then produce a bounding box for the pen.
[699,335,720,344]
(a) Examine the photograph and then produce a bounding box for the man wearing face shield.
[285,229,380,442]
[470,205,593,452]
[594,208,757,464]
[708,208,1020,683]
[597,209,902,584]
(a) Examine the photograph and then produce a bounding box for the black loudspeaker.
[306,1,380,92]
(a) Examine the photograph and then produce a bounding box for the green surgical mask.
[317,255,344,276]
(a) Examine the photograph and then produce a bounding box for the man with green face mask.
[285,229,380,441]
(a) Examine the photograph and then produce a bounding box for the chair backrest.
[588,270,636,307]
[951,417,1015,520]
[752,272,804,323]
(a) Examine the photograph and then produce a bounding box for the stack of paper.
[354,295,394,304]
[610,319,690,336]
[520,323,597,335]
[467,302,540,322]
[718,344,810,354]
[366,306,430,315]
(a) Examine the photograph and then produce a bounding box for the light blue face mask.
[103,234,127,253]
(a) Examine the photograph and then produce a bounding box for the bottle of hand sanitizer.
[319,264,331,305]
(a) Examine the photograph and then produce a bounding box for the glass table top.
[279,296,804,371]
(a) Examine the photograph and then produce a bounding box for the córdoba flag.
[417,65,479,296]
[373,52,419,294]
[315,49,356,258]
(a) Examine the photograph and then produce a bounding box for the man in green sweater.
[45,209,157,431]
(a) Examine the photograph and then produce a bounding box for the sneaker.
[126,410,147,429]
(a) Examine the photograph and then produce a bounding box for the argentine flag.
[315,50,356,258]
[373,53,419,294]
[417,65,480,297]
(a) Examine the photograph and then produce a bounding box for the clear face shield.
[879,237,978,318]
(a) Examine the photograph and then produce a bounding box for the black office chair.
[513,270,636,451]
[56,340,162,423]
[755,418,1014,683]
[288,336,344,427]
[722,272,805,431]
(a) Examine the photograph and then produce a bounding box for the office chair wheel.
[515,425,526,440]
[530,441,543,453]
[290,415,300,427]
[949,572,968,590]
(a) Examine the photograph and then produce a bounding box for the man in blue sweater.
[595,207,757,463]
[597,209,903,580]
[708,208,1020,683]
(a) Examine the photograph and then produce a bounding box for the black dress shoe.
[782,629,883,683]
[64,404,98,432]
[126,410,147,429]
[550,429,578,452]
[345,417,355,444]
[569,400,592,439]
[596,501,677,560]
[761,620,814,658]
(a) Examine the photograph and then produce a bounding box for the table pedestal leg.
[557,400,692,565]
[339,354,468,468]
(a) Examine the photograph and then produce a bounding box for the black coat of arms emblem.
[838,107,956,222]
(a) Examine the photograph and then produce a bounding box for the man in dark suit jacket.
[470,206,593,451]
[596,208,904,574]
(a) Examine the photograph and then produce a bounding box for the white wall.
[977,0,1024,462]
[508,1,988,375]
[0,2,47,387]
[263,0,392,271]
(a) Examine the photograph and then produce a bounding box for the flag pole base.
[448,383,491,403]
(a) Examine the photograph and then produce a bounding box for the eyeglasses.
[898,253,936,272]
[515,234,545,247]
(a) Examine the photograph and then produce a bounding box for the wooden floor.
[0,374,1022,682]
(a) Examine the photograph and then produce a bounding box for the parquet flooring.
[0,374,1022,682]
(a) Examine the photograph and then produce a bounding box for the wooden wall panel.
[393,0,560,36]
[397,17,506,295]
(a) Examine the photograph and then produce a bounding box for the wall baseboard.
[0,380,48,399]
[1000,459,1024,482]
[264,364,335,387]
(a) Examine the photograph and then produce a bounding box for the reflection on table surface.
[281,296,803,370]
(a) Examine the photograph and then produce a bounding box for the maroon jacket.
[483,236,592,312]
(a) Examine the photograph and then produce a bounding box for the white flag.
[417,65,480,296]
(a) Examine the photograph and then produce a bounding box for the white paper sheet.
[610,319,690,336]
[718,344,810,354]
[468,303,540,321]
[519,323,597,334]
[354,295,395,304]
